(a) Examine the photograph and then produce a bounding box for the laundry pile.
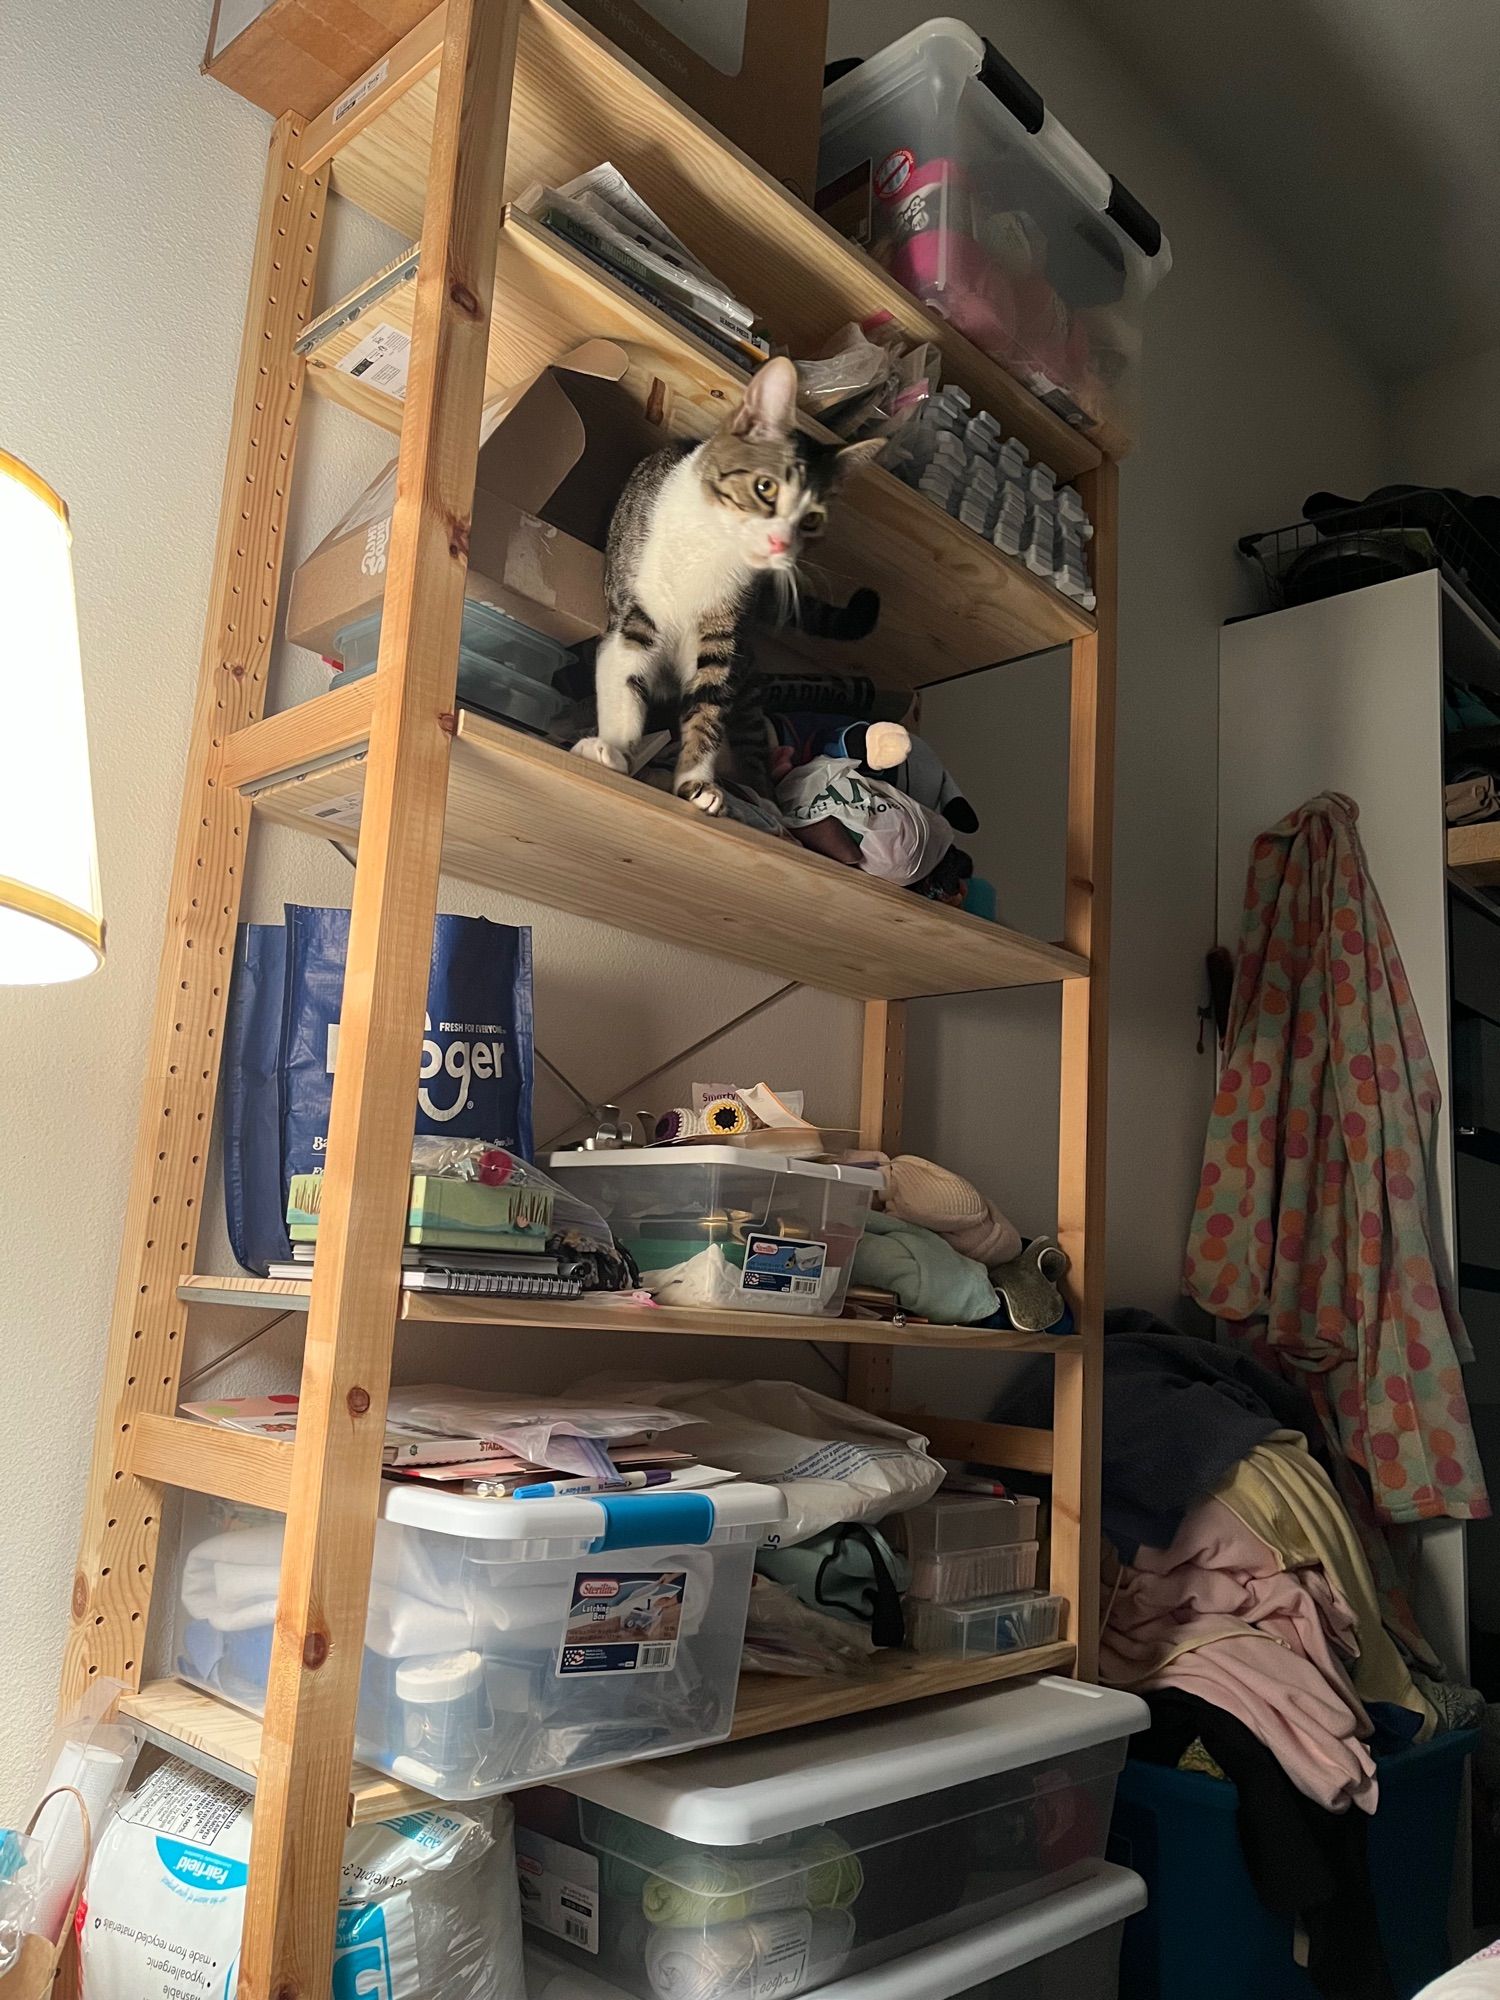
[997,1312,1481,2000]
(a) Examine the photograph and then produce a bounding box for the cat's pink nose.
[767,534,790,555]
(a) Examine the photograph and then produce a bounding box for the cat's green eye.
[802,508,826,535]
[753,474,779,505]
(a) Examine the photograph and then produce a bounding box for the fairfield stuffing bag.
[224,906,535,1273]
[78,1756,525,2000]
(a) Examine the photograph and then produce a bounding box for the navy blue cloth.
[993,1309,1320,1559]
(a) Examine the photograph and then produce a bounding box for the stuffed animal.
[830,721,979,834]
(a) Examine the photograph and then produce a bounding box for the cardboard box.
[567,0,830,203]
[204,0,432,118]
[286,339,650,659]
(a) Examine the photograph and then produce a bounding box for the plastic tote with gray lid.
[524,1859,1147,2000]
[818,19,1172,443]
[515,1676,1147,1996]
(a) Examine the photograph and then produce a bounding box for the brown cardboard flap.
[477,339,630,513]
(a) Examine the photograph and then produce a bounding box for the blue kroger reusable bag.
[224,906,534,1273]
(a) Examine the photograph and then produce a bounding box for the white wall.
[1391,341,1500,492]
[0,0,1387,1815]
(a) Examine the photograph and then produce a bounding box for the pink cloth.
[1101,1495,1378,1813]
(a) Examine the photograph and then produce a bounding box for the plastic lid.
[379,1479,784,1547]
[546,1148,885,1186]
[395,1650,485,1703]
[559,1676,1148,1841]
[523,1863,1147,2000]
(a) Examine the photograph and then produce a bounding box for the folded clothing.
[851,1211,998,1324]
[645,1908,855,2000]
[882,1155,1021,1268]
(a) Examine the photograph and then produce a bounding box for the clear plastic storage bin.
[546,1149,883,1317]
[908,1589,1065,1657]
[817,20,1171,441]
[173,1480,784,1798]
[907,1542,1039,1603]
[524,1862,1146,2000]
[894,1493,1041,1555]
[333,599,574,736]
[516,1678,1146,1997]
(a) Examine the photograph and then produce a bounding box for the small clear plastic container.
[333,599,574,736]
[907,1589,1065,1657]
[817,20,1171,442]
[517,1679,1146,1998]
[173,1480,784,1797]
[894,1493,1041,1556]
[906,1542,1038,1604]
[546,1149,883,1317]
[524,1861,1146,2000]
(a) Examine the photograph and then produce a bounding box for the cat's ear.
[834,437,886,481]
[730,356,800,440]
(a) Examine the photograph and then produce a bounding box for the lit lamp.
[0,451,103,982]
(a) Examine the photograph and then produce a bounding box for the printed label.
[875,147,916,200]
[749,1913,812,2000]
[740,1235,827,1298]
[556,1569,685,1675]
[516,1830,601,1955]
[332,58,389,124]
[306,792,366,831]
[337,322,411,400]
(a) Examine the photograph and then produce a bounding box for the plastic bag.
[739,1576,877,1678]
[574,1378,944,1547]
[384,1386,690,1465]
[0,1830,40,1975]
[408,1139,633,1290]
[79,1757,525,2000]
[777,757,954,885]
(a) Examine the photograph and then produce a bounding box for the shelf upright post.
[235,2,522,1992]
[1050,457,1118,1679]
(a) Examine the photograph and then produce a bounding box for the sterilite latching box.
[525,1860,1146,2000]
[547,1149,883,1317]
[817,20,1171,444]
[516,1677,1147,1998]
[173,1481,784,1798]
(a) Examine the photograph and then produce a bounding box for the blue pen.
[514,1470,671,1500]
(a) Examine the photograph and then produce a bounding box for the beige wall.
[0,0,1386,1813]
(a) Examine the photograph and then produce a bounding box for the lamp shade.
[0,451,103,982]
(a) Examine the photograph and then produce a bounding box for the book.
[179,1395,512,1466]
[268,1262,584,1298]
[277,1249,562,1275]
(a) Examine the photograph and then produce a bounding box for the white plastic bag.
[79,1757,525,2000]
[575,1379,944,1547]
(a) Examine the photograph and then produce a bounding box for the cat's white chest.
[632,453,747,662]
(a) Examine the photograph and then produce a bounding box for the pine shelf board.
[178,1273,1082,1354]
[122,1647,1076,1821]
[729,1644,1077,1741]
[302,210,1095,692]
[1448,821,1500,888]
[303,0,1116,477]
[243,707,1087,1000]
[120,1681,437,1827]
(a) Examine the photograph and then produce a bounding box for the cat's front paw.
[677,779,726,815]
[573,736,629,774]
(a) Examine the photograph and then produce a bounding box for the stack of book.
[270,1171,587,1299]
[520,162,770,372]
[181,1394,732,1500]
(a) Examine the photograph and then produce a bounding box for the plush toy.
[830,721,979,834]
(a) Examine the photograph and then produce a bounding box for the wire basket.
[1239,490,1500,630]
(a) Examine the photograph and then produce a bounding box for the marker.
[513,1470,672,1500]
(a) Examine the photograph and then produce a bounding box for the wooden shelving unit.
[1448,820,1500,888]
[56,5,1116,1994]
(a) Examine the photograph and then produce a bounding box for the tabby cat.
[573,356,882,813]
